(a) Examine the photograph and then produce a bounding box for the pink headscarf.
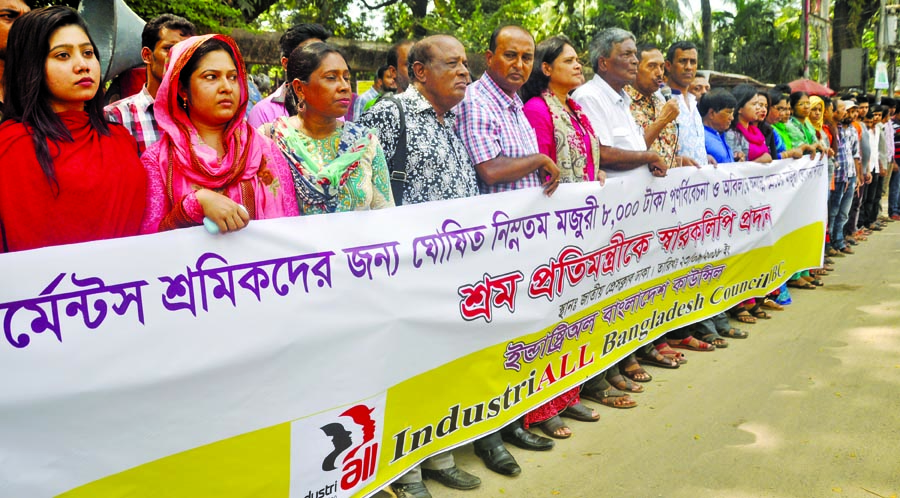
[152,34,282,220]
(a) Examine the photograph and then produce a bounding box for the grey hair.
[588,28,635,73]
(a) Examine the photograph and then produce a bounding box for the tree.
[33,0,280,33]
[830,0,879,90]
[251,0,372,39]
[709,0,802,83]
[701,0,713,70]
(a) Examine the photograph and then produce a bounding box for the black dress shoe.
[474,444,521,476]
[422,465,481,490]
[391,481,432,498]
[501,424,554,451]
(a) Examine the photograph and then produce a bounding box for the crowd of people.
[0,4,897,497]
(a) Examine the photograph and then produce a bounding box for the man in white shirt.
[572,28,667,179]
[665,41,710,166]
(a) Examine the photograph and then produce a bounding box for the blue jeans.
[890,167,900,216]
[828,180,847,248]
[831,176,856,249]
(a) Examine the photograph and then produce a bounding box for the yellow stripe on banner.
[63,222,824,498]
[365,221,825,493]
[59,424,291,498]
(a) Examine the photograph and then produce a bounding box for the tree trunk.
[830,0,879,90]
[407,0,429,37]
[702,0,714,70]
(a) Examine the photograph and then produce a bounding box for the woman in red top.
[0,7,146,252]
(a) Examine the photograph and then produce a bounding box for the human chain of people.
[0,0,896,496]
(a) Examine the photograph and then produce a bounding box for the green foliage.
[251,0,372,39]
[125,0,247,33]
[707,0,802,83]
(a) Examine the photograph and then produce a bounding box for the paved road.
[424,220,900,498]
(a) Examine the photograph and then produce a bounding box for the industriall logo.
[307,404,380,498]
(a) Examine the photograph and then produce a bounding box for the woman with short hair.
[0,6,146,252]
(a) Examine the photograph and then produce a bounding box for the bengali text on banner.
[0,157,826,498]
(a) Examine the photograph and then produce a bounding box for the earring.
[182,99,188,110]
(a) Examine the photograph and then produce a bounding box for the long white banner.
[0,158,826,497]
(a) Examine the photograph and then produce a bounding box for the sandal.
[719,327,749,339]
[560,402,600,422]
[808,278,825,287]
[700,333,728,348]
[667,336,715,352]
[581,385,637,409]
[536,415,571,439]
[748,304,771,320]
[621,355,652,382]
[655,343,687,364]
[636,347,680,369]
[728,306,757,324]
[606,371,644,393]
[787,279,816,290]
[759,298,784,311]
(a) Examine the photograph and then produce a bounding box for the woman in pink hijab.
[140,34,298,234]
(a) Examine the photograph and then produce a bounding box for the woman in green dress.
[266,42,394,214]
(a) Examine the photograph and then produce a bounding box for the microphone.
[660,85,672,101]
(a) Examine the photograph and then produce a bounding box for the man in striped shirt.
[453,25,559,479]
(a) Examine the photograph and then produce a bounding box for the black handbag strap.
[382,95,407,206]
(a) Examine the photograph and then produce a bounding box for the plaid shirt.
[103,86,159,156]
[835,124,860,183]
[454,73,540,194]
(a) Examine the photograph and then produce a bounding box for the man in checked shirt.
[104,14,195,155]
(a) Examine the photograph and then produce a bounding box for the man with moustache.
[0,0,29,119]
[665,41,710,165]
[625,43,682,169]
[454,25,559,478]
[102,14,195,155]
[572,28,668,179]
[360,35,482,498]
[386,39,414,95]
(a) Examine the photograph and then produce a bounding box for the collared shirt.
[572,75,647,179]
[704,125,733,164]
[836,124,860,183]
[624,85,677,165]
[454,73,541,194]
[674,91,707,165]
[359,86,479,204]
[247,84,290,129]
[103,86,159,155]
[352,87,379,121]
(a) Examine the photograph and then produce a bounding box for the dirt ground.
[418,218,900,498]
